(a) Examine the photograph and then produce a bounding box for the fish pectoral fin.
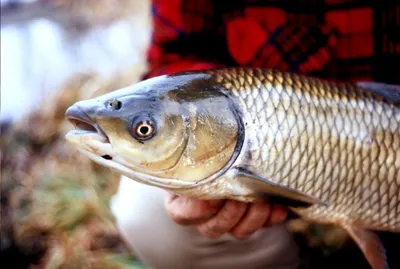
[233,167,326,207]
[342,223,389,269]
[356,81,400,103]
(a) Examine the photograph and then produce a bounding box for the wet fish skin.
[203,68,399,269]
[206,68,400,233]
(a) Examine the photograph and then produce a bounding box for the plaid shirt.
[145,0,400,84]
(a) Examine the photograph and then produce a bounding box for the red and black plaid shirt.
[145,0,400,84]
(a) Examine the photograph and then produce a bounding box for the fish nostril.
[107,99,122,110]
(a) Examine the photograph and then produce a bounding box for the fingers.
[164,192,223,225]
[229,202,271,240]
[196,202,288,239]
[164,192,289,240]
[264,204,288,227]
[196,200,248,239]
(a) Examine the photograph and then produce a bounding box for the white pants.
[111,176,300,269]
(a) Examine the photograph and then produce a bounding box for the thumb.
[163,192,223,225]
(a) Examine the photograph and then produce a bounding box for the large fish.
[65,68,400,269]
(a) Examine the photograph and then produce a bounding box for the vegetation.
[1,72,148,269]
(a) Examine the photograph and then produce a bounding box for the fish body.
[65,68,400,269]
[210,69,400,232]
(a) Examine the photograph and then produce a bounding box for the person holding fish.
[66,1,399,269]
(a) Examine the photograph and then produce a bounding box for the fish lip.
[65,105,110,143]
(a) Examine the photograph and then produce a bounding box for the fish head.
[65,72,243,190]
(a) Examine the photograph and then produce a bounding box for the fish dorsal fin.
[233,167,326,207]
[341,223,389,269]
[357,81,400,103]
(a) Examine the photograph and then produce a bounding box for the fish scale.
[208,68,400,232]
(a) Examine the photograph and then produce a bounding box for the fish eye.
[131,116,156,141]
[136,122,153,137]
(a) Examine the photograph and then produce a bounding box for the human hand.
[164,193,288,240]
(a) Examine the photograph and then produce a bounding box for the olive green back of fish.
[208,68,400,232]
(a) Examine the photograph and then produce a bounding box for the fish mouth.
[65,105,112,162]
[65,105,110,144]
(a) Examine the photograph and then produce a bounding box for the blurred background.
[1,0,151,268]
[1,0,399,269]
[1,0,151,122]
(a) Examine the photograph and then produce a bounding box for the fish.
[65,68,400,269]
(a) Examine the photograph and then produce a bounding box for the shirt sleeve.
[144,0,224,78]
